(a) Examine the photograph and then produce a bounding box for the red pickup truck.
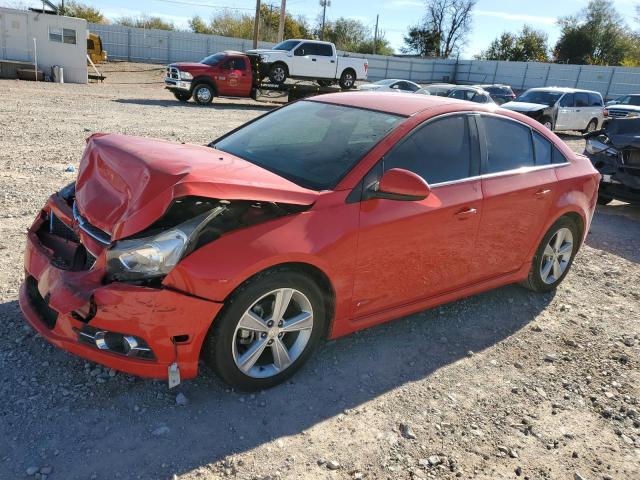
[164,50,339,105]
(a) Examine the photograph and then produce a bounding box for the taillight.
[603,108,609,117]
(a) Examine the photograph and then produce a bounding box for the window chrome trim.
[429,162,570,189]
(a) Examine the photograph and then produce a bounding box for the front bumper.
[164,78,192,91]
[588,151,640,204]
[19,198,223,380]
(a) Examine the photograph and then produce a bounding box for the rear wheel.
[521,217,579,293]
[269,63,288,84]
[193,83,214,105]
[203,269,327,391]
[173,91,191,102]
[339,69,356,89]
[584,118,598,133]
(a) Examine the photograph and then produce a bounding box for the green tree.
[477,25,549,62]
[554,0,634,65]
[58,1,108,24]
[116,15,175,31]
[319,17,394,55]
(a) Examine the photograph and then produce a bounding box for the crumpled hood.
[75,134,319,240]
[501,101,548,112]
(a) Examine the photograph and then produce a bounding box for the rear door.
[587,92,604,127]
[555,93,576,130]
[352,114,483,317]
[313,43,335,78]
[475,115,558,278]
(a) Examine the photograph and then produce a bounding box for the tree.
[116,15,175,31]
[554,0,633,65]
[58,1,108,24]
[403,0,476,58]
[189,6,310,43]
[477,25,549,62]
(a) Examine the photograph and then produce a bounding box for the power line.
[151,0,255,11]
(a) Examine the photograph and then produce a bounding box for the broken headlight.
[106,205,226,281]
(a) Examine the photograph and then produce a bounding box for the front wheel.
[203,269,327,391]
[521,217,579,293]
[541,116,553,131]
[193,83,214,105]
[173,91,191,102]
[268,63,288,84]
[339,70,356,89]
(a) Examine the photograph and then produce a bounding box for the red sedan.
[20,93,600,391]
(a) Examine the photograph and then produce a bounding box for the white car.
[359,79,424,93]
[247,39,368,89]
[604,94,640,119]
[502,87,604,132]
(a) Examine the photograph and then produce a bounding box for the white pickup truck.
[247,39,368,89]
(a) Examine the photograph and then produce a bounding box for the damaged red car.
[20,93,600,391]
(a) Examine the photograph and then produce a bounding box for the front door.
[475,115,557,278]
[217,57,252,97]
[291,42,317,77]
[352,114,483,318]
[555,93,578,130]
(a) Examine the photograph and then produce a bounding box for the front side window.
[515,90,563,106]
[383,115,473,185]
[294,43,315,56]
[482,116,534,174]
[559,93,575,107]
[214,101,403,190]
[200,53,225,66]
[575,92,589,107]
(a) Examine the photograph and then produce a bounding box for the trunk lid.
[75,134,319,240]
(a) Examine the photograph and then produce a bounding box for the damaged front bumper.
[19,195,223,380]
[588,150,640,204]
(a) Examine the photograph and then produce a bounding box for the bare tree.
[404,0,476,58]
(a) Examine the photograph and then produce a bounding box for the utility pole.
[373,14,379,55]
[253,0,261,49]
[319,0,330,41]
[277,0,286,43]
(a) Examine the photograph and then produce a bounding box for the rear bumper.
[20,207,223,380]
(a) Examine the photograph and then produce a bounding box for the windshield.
[374,79,397,86]
[200,53,225,66]
[515,90,563,106]
[619,95,640,106]
[272,40,300,51]
[214,101,404,190]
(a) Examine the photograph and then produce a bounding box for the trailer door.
[1,11,29,61]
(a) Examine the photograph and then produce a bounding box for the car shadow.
[113,98,278,111]
[0,283,555,479]
[587,204,640,263]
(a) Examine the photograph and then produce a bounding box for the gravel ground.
[0,64,638,480]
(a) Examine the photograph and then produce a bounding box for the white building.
[0,7,88,83]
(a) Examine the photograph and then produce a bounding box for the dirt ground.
[0,63,638,480]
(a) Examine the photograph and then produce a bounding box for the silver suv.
[501,87,604,132]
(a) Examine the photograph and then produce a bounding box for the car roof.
[307,91,466,116]
[526,87,600,94]
[288,38,333,45]
[451,85,487,93]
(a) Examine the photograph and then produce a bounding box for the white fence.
[89,23,640,98]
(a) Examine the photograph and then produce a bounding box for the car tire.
[339,69,356,89]
[268,63,288,84]
[541,116,554,131]
[173,91,191,102]
[521,217,580,293]
[583,118,598,133]
[203,268,328,391]
[597,194,614,205]
[193,83,214,105]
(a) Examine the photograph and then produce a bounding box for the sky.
[3,0,639,58]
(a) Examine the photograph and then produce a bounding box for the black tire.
[541,116,554,131]
[597,193,613,205]
[339,69,356,89]
[203,268,328,391]
[317,79,333,87]
[173,91,191,102]
[193,83,214,105]
[583,118,598,133]
[521,216,580,293]
[268,63,288,84]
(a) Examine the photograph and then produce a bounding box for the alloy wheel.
[272,67,286,82]
[196,86,212,103]
[540,227,574,284]
[232,288,314,378]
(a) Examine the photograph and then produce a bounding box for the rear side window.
[552,146,569,164]
[559,93,574,107]
[575,92,589,107]
[482,116,534,173]
[588,92,603,106]
[384,115,473,184]
[316,44,333,56]
[532,131,552,165]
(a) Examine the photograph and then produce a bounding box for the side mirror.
[369,168,431,201]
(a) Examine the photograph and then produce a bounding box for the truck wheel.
[269,63,288,84]
[339,70,356,89]
[173,91,191,102]
[193,84,214,105]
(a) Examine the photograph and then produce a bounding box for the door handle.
[535,189,552,198]
[455,207,477,218]
[331,60,335,63]
[312,58,317,61]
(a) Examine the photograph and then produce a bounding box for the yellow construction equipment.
[87,33,107,64]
